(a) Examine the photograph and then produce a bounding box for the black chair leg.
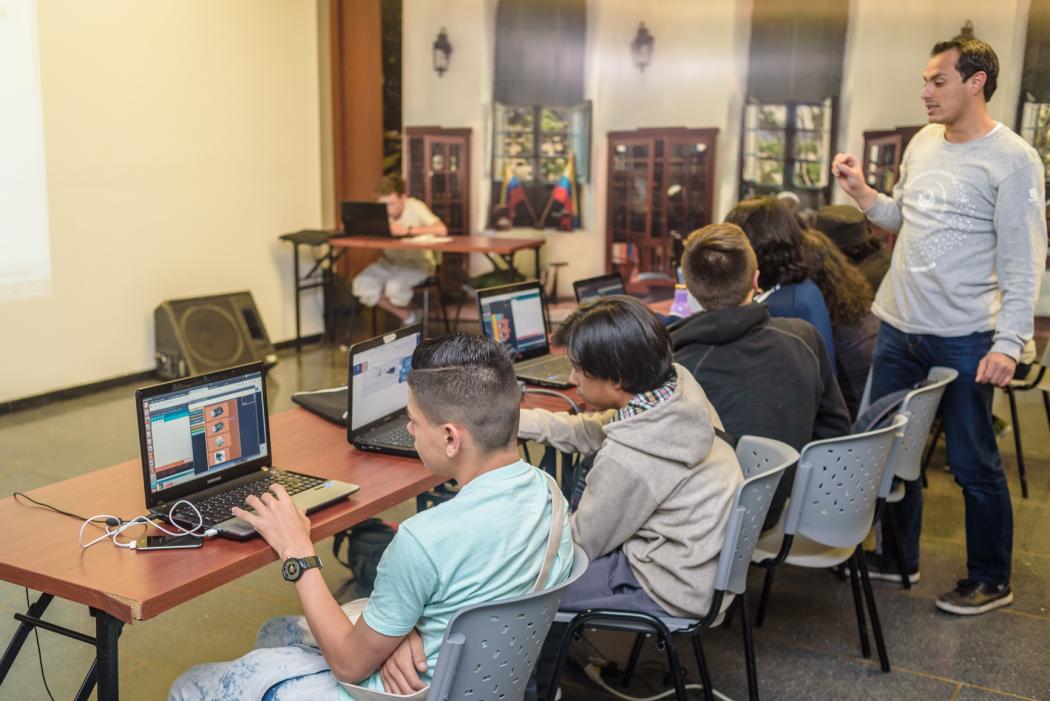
[739,594,760,701]
[1006,389,1028,499]
[689,635,715,701]
[544,619,582,701]
[435,281,451,334]
[920,419,943,487]
[1042,390,1050,433]
[847,549,871,659]
[855,545,891,672]
[754,567,776,627]
[421,288,430,337]
[723,596,738,628]
[885,505,911,589]
[622,633,646,686]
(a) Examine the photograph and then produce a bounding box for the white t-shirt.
[383,197,440,270]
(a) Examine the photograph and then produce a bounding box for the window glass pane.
[793,161,826,188]
[540,108,570,133]
[540,156,567,183]
[504,158,534,182]
[795,104,826,130]
[793,132,824,161]
[499,132,534,157]
[747,130,785,161]
[497,105,534,132]
[747,103,787,129]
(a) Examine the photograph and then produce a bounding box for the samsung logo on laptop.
[207,476,222,484]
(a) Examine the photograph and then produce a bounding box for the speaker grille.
[178,305,246,368]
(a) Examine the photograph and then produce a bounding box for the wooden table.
[328,234,546,281]
[0,410,444,701]
[0,387,583,701]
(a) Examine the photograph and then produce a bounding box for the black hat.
[815,205,870,248]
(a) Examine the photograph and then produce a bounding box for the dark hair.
[407,334,520,453]
[681,223,758,310]
[375,174,406,196]
[839,237,885,264]
[724,196,809,289]
[553,296,672,394]
[799,229,874,327]
[931,37,999,102]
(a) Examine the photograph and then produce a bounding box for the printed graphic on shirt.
[903,169,975,273]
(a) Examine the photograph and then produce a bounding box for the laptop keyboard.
[170,470,325,526]
[523,356,572,379]
[369,421,414,448]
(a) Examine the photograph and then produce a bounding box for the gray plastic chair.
[751,415,907,673]
[422,544,588,701]
[876,367,957,588]
[546,436,798,701]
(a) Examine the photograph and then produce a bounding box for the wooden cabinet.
[606,128,717,284]
[404,127,471,292]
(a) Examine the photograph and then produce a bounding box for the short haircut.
[931,37,999,102]
[681,223,758,310]
[375,174,406,196]
[724,196,808,289]
[553,296,673,394]
[407,334,521,453]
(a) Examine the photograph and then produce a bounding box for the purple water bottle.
[670,284,692,318]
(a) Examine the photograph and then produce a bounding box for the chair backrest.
[426,544,589,701]
[885,366,957,486]
[716,436,799,595]
[784,415,907,549]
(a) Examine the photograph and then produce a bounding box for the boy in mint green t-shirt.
[169,335,572,700]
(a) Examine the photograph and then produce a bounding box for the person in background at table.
[671,223,849,530]
[725,196,837,366]
[832,36,1046,614]
[519,295,742,700]
[169,334,572,700]
[351,174,448,326]
[800,227,881,421]
[815,204,892,293]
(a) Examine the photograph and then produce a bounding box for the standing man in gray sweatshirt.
[832,37,1046,614]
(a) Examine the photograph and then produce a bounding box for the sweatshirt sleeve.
[865,148,908,233]
[991,163,1048,360]
[570,454,661,560]
[518,407,614,455]
[811,329,851,440]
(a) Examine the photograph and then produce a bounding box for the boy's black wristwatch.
[282,555,323,582]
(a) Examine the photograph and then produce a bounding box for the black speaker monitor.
[154,291,277,379]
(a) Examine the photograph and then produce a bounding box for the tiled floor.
[1,340,1048,700]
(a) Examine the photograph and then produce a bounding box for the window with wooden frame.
[741,98,833,197]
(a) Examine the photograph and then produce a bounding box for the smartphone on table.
[134,534,204,551]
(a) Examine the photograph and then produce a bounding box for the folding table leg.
[92,609,124,701]
[0,592,54,686]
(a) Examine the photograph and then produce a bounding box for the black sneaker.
[845,550,920,584]
[935,579,1013,615]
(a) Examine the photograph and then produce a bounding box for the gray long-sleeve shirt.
[865,123,1047,360]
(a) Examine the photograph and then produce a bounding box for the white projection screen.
[0,0,52,301]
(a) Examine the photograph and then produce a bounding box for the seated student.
[799,228,880,420]
[169,334,573,701]
[519,296,742,696]
[815,204,891,294]
[671,223,850,529]
[725,196,837,366]
[352,174,448,326]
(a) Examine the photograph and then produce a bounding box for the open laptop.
[346,324,421,458]
[572,273,626,304]
[136,363,359,540]
[341,201,391,237]
[476,281,574,388]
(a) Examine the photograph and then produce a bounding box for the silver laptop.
[572,273,626,304]
[136,363,359,540]
[346,325,421,458]
[476,281,574,389]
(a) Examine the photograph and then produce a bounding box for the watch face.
[282,559,302,581]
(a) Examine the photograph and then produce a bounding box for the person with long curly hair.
[725,196,836,364]
[800,228,881,419]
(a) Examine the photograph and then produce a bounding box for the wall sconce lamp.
[631,22,654,72]
[433,28,452,77]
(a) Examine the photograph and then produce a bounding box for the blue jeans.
[870,323,1013,585]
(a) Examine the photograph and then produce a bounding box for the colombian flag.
[499,162,526,211]
[550,152,578,224]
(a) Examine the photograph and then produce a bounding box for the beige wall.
[0,0,324,402]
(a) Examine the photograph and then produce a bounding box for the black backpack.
[332,518,397,597]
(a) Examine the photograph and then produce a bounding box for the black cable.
[13,492,123,528]
[25,588,56,701]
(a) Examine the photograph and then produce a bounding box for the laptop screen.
[574,274,625,303]
[140,369,268,495]
[350,329,421,432]
[479,285,548,359]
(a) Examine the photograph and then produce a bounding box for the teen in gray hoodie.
[519,296,743,620]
